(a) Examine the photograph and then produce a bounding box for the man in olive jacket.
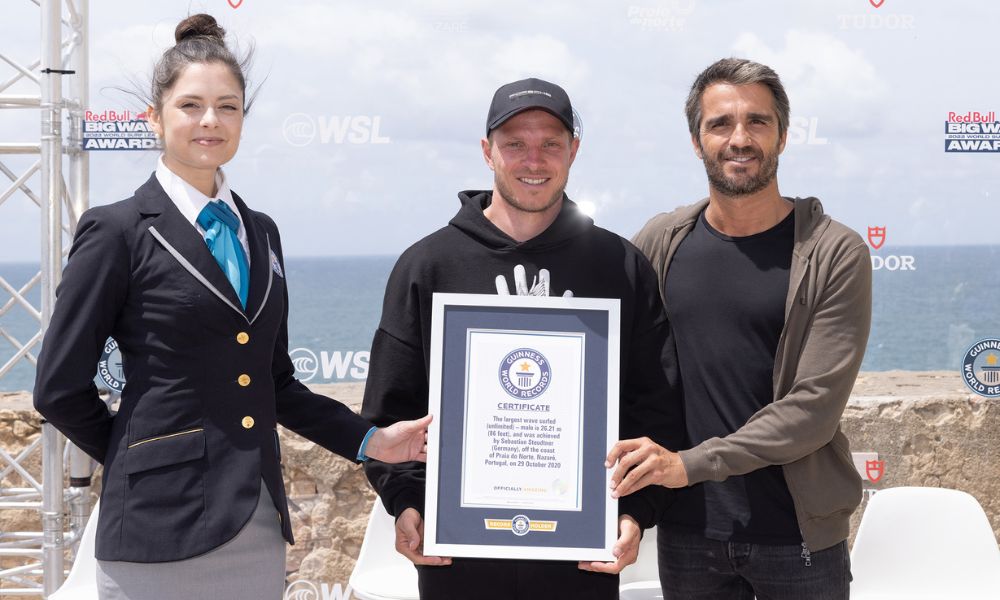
[606,58,871,599]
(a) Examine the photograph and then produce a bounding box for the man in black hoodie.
[362,78,684,600]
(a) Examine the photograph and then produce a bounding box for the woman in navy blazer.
[33,14,428,600]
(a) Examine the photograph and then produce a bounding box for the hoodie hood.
[450,190,594,253]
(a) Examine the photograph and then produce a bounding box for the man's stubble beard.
[702,142,780,198]
[494,173,567,214]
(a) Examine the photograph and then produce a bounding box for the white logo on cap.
[509,90,553,99]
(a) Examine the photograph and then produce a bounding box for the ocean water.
[1,246,997,392]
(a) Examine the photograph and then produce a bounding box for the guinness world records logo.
[498,348,551,399]
[962,338,1000,398]
[511,514,531,536]
[98,338,126,392]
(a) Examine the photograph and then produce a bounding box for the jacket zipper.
[127,427,204,449]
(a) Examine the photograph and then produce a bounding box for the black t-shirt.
[662,207,801,544]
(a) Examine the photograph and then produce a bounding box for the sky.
[1,0,998,262]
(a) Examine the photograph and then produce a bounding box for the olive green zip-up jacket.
[632,197,872,551]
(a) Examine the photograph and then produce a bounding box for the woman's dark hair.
[151,14,255,114]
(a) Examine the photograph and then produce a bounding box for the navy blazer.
[33,174,373,562]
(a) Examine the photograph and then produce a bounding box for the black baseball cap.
[486,78,575,135]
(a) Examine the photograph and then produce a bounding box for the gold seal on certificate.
[424,293,620,562]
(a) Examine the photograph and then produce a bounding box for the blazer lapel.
[232,191,273,325]
[136,174,247,321]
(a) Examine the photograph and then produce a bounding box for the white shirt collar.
[155,157,250,260]
[155,156,239,226]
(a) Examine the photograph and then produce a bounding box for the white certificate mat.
[424,293,620,562]
[461,330,585,512]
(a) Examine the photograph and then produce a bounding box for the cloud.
[2,0,999,264]
[731,30,888,135]
[89,23,173,108]
[249,2,589,131]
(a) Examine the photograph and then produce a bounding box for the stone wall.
[1,373,998,597]
[842,371,1000,546]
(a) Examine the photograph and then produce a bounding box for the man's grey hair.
[685,58,790,140]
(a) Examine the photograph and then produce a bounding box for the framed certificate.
[424,293,620,562]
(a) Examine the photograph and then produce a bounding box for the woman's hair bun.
[174,13,226,45]
[149,12,254,114]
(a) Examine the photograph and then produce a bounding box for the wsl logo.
[282,113,390,147]
[962,338,1000,398]
[498,348,551,399]
[289,347,370,382]
[283,579,352,600]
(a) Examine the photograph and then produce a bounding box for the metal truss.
[0,0,91,596]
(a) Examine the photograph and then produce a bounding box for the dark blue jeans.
[417,558,618,599]
[657,530,851,600]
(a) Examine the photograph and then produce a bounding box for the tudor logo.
[866,226,916,271]
[865,459,886,483]
[867,226,886,250]
[869,0,884,7]
[228,0,244,8]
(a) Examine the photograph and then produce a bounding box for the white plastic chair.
[349,500,419,600]
[619,525,663,600]
[851,486,1000,599]
[50,499,100,600]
